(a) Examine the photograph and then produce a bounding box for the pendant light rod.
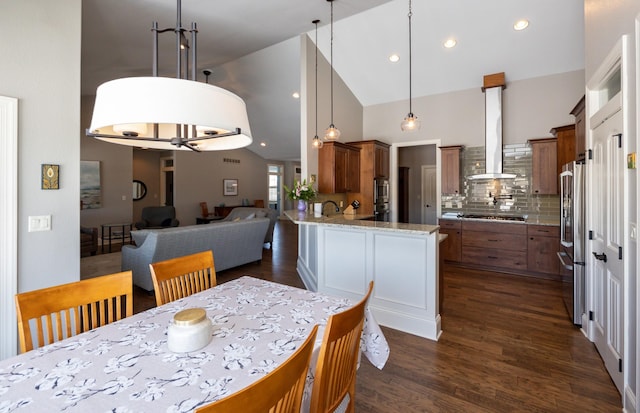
[314,19,320,137]
[324,0,340,141]
[401,0,420,132]
[408,0,413,115]
[312,19,323,149]
[329,0,334,126]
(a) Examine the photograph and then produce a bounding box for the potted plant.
[284,179,316,211]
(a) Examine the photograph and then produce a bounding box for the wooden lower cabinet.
[438,219,561,278]
[439,219,461,262]
[460,221,527,271]
[527,224,560,276]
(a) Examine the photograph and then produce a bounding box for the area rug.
[81,252,122,280]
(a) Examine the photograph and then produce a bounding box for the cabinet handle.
[530,237,534,240]
[487,256,498,259]
[488,239,498,242]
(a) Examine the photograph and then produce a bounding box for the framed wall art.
[41,164,59,189]
[223,179,238,196]
[80,160,102,209]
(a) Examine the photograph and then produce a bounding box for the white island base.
[285,211,442,341]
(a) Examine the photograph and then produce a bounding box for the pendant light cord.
[330,0,335,125]
[408,0,413,116]
[314,20,319,137]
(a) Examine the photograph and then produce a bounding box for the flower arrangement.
[284,179,316,202]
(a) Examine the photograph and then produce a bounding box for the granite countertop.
[284,210,439,235]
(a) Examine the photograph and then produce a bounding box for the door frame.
[0,96,18,358]
[389,139,441,223]
[160,155,175,206]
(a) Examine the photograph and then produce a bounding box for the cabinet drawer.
[462,230,527,251]
[439,219,461,230]
[462,247,527,270]
[462,221,527,235]
[527,224,559,237]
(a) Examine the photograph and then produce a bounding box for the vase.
[297,200,307,211]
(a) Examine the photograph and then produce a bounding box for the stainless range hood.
[468,73,515,180]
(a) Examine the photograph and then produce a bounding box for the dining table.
[0,276,389,412]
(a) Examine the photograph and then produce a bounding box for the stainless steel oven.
[557,161,585,326]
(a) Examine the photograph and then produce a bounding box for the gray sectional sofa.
[122,217,269,291]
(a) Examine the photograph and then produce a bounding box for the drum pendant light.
[86,0,252,151]
[324,0,340,141]
[311,19,324,149]
[401,0,421,132]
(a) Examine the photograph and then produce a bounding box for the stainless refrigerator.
[557,161,585,326]
[373,178,389,221]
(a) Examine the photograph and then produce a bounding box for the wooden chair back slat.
[15,271,133,353]
[150,250,217,306]
[309,281,374,413]
[195,325,318,413]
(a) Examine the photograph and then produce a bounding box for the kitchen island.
[284,210,442,341]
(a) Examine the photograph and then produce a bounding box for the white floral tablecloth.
[0,276,389,412]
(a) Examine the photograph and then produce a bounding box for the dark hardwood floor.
[133,219,622,412]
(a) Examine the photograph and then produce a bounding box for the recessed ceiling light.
[443,39,457,48]
[260,142,266,147]
[389,54,400,63]
[292,92,300,99]
[514,19,529,31]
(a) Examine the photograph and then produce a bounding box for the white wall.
[0,0,81,295]
[364,70,585,147]
[173,149,269,226]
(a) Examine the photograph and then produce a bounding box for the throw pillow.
[233,217,241,222]
[255,210,266,218]
[244,213,256,220]
[161,218,173,226]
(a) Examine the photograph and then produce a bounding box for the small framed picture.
[223,179,238,196]
[42,164,60,190]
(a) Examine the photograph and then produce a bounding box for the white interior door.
[421,165,437,225]
[590,109,624,394]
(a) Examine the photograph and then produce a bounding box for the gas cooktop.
[462,214,526,222]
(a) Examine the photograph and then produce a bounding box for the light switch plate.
[630,222,637,240]
[28,215,51,232]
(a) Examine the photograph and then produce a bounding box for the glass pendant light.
[311,19,324,149]
[324,0,340,141]
[401,0,421,132]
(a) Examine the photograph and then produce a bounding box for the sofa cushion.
[221,207,278,246]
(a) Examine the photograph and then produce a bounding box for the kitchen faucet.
[321,200,340,215]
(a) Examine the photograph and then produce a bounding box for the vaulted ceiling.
[82,0,584,161]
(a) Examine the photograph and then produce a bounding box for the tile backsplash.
[442,143,559,218]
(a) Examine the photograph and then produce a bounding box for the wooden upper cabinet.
[529,138,558,195]
[318,142,361,193]
[440,146,463,195]
[550,124,576,171]
[374,144,390,178]
[570,96,586,162]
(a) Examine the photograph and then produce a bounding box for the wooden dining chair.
[199,202,216,218]
[15,271,133,353]
[309,281,374,413]
[149,250,217,306]
[195,325,318,413]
